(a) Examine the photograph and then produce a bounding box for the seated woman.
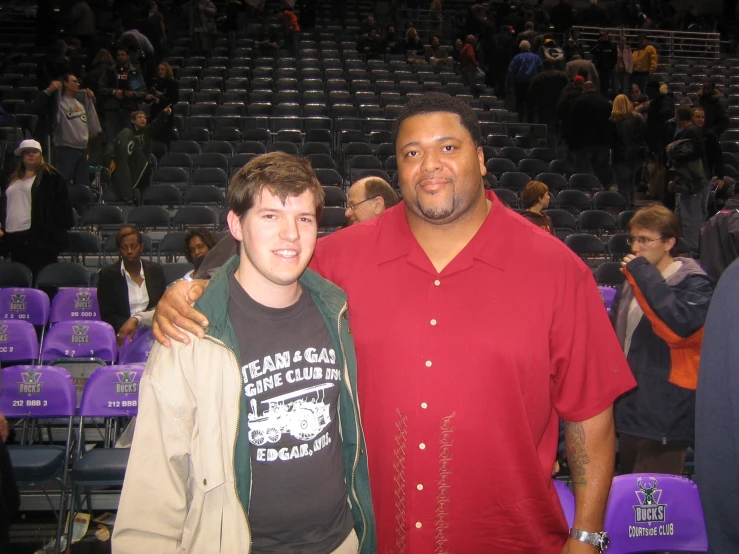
[520,181,555,235]
[97,226,166,345]
[404,27,426,64]
[183,227,217,278]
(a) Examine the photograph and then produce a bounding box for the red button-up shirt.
[311,192,635,553]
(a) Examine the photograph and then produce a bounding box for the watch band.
[569,528,609,552]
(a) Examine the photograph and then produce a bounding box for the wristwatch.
[569,528,610,552]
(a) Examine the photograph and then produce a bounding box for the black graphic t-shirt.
[228,276,354,553]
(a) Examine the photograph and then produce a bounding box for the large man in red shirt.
[154,93,635,553]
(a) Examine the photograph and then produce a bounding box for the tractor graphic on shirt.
[247,383,334,446]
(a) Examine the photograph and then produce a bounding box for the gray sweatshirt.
[31,88,102,149]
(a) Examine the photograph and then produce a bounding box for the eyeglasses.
[347,196,379,211]
[626,236,665,246]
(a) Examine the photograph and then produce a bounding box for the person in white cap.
[0,140,74,278]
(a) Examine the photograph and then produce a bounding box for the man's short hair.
[394,92,484,147]
[676,106,694,122]
[583,81,597,93]
[130,111,145,122]
[628,204,681,245]
[521,181,549,209]
[524,21,534,30]
[363,177,399,209]
[520,40,531,51]
[115,226,143,249]
[228,152,325,218]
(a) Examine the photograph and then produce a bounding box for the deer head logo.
[637,477,659,505]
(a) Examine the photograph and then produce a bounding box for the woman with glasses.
[612,205,713,478]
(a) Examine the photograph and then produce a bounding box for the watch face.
[600,534,610,549]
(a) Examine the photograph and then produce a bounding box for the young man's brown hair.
[228,152,325,218]
[521,180,549,209]
[628,204,681,253]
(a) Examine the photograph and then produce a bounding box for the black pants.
[3,231,58,280]
[514,82,530,122]
[619,434,690,475]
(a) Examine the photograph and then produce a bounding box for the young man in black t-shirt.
[114,152,375,553]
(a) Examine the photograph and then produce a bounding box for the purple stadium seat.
[599,286,618,314]
[0,365,76,549]
[78,364,143,418]
[553,479,575,528]
[117,328,155,364]
[0,320,39,363]
[0,288,50,326]
[40,320,117,363]
[49,288,100,323]
[604,474,708,553]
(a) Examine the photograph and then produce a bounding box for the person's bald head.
[583,81,597,93]
[345,177,399,224]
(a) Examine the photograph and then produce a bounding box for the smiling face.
[396,112,486,224]
[227,189,318,302]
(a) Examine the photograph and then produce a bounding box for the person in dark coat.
[699,186,739,281]
[97,226,166,335]
[527,58,569,148]
[613,205,713,475]
[567,81,613,186]
[557,75,584,148]
[692,107,724,190]
[550,0,574,35]
[37,39,72,90]
[487,26,515,97]
[644,80,676,204]
[145,61,179,147]
[695,257,739,554]
[590,30,617,94]
[610,94,647,208]
[697,82,729,139]
[0,140,74,279]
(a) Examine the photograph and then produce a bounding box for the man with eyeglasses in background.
[345,176,399,225]
[611,204,713,477]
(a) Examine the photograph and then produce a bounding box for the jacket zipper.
[204,335,252,554]
[337,303,368,552]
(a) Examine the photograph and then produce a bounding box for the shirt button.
[425,360,432,367]
[421,402,428,409]
[419,443,426,450]
[434,279,441,286]
[415,522,423,528]
[430,319,437,326]
[417,484,424,490]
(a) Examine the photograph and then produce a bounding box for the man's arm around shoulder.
[112,341,194,553]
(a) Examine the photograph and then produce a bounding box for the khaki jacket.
[112,330,251,553]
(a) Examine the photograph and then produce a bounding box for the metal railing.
[573,26,721,60]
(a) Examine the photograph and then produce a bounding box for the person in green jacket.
[113,152,376,554]
[107,106,171,202]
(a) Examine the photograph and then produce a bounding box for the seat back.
[118,328,155,364]
[40,320,117,363]
[79,364,143,417]
[49,288,100,323]
[0,365,76,417]
[604,474,708,553]
[598,286,618,314]
[0,320,39,363]
[0,288,50,326]
[553,480,575,528]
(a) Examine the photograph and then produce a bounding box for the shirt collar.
[375,190,507,272]
[120,258,144,278]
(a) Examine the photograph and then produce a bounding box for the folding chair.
[595,262,626,287]
[599,285,618,314]
[578,210,618,236]
[36,262,90,289]
[564,233,607,262]
[544,209,578,232]
[40,320,117,364]
[0,319,40,363]
[158,232,188,262]
[603,474,708,553]
[118,329,155,365]
[67,364,142,542]
[1,365,77,550]
[49,288,100,324]
[0,263,33,288]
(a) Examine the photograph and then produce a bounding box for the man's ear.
[226,210,244,242]
[373,196,385,215]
